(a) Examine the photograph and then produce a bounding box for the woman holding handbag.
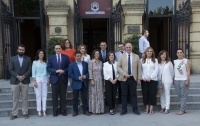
[141,47,158,115]
[157,50,174,114]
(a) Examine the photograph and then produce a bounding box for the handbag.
[157,62,166,96]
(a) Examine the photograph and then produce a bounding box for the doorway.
[148,17,172,57]
[82,18,108,56]
[15,19,41,60]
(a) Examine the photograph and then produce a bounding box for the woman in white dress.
[157,50,174,114]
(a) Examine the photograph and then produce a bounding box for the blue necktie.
[128,54,131,75]
[58,54,60,69]
[102,51,106,62]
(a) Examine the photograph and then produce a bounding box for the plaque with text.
[79,0,111,17]
[128,25,140,34]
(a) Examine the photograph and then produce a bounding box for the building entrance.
[148,17,172,57]
[82,18,108,55]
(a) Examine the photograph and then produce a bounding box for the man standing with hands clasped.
[117,43,142,116]
[9,44,32,120]
[68,51,91,117]
[47,43,70,117]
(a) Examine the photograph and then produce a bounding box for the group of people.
[8,29,190,120]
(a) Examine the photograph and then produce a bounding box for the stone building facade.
[0,0,200,79]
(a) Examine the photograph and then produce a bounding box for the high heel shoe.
[43,111,47,117]
[38,111,42,117]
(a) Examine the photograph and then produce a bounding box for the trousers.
[160,83,172,109]
[34,76,48,111]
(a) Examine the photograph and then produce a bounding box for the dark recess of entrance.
[82,18,108,56]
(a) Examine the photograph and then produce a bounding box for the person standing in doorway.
[9,44,32,120]
[47,43,70,117]
[174,49,190,115]
[139,29,150,58]
[32,49,50,117]
[117,43,142,116]
[99,41,108,63]
[68,51,91,117]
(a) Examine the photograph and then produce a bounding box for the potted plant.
[47,37,65,56]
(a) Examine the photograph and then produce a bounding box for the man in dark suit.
[99,41,108,63]
[68,51,91,117]
[47,43,70,117]
[9,44,32,120]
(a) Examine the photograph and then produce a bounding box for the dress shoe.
[133,110,141,115]
[53,113,58,117]
[120,111,127,116]
[72,112,78,117]
[60,111,67,116]
[23,114,29,119]
[83,112,91,116]
[10,115,17,120]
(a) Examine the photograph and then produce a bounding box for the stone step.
[1,102,200,117]
[1,94,200,108]
[1,88,200,101]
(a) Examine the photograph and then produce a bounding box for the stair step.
[1,102,200,117]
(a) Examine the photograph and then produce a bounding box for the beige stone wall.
[190,1,200,73]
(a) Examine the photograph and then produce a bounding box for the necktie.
[112,64,115,80]
[128,54,131,75]
[58,54,60,69]
[121,51,124,54]
[102,51,106,62]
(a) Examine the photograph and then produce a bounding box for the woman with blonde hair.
[141,47,158,115]
[157,50,174,114]
[78,44,91,63]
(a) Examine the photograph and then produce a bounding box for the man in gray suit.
[9,44,32,120]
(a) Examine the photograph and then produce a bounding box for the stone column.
[46,0,70,38]
[190,1,200,73]
[122,0,146,40]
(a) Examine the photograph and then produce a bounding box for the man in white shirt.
[139,29,150,58]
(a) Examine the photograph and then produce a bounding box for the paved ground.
[0,110,200,126]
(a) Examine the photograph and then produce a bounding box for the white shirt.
[141,58,158,81]
[56,53,62,63]
[158,61,174,84]
[81,54,91,63]
[126,52,133,76]
[174,59,188,80]
[103,62,119,80]
[76,61,83,76]
[139,36,150,53]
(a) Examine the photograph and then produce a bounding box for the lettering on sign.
[127,25,140,34]
[85,2,105,14]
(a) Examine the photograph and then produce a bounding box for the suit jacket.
[99,50,108,63]
[47,54,70,84]
[68,61,89,90]
[9,55,32,84]
[117,52,142,81]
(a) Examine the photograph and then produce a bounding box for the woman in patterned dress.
[88,49,104,114]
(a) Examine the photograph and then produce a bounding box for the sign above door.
[78,0,111,17]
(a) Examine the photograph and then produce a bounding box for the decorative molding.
[46,0,70,9]
[125,0,144,4]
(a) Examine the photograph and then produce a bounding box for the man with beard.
[9,44,32,120]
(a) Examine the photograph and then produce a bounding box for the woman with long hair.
[141,47,158,115]
[78,44,91,63]
[157,50,174,114]
[32,49,50,117]
[88,49,104,114]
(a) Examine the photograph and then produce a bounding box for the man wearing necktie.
[99,41,107,63]
[9,44,32,120]
[47,43,70,117]
[117,43,142,116]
